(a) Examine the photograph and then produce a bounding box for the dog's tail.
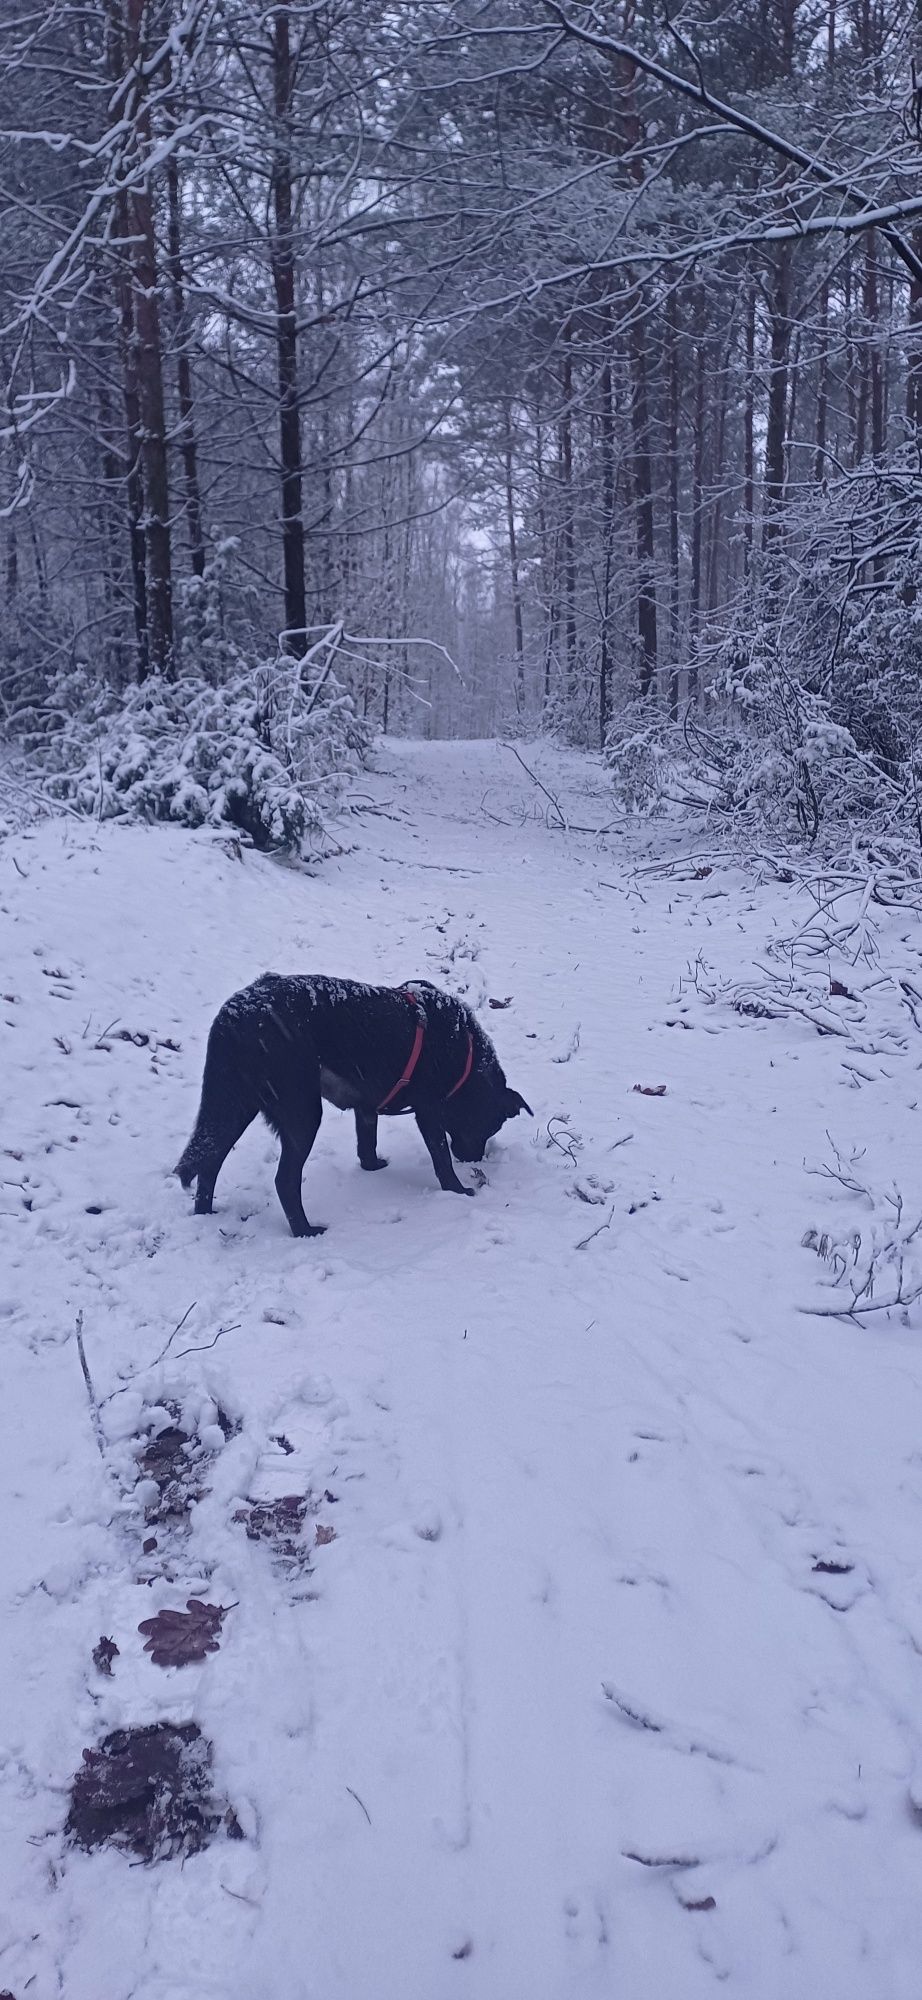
[175,1123,206,1188]
[175,1011,237,1186]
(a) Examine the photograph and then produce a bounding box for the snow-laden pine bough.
[176,974,532,1236]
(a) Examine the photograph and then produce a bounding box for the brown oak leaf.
[315,1523,336,1546]
[632,1083,667,1097]
[138,1598,230,1669]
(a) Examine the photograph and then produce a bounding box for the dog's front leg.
[414,1108,475,1196]
[355,1108,388,1171]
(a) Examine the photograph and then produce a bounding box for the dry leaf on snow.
[138,1598,230,1668]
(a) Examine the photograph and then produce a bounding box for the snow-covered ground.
[4,739,922,1999]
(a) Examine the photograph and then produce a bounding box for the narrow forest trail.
[3,739,922,2000]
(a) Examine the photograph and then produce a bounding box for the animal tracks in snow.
[4,748,922,1998]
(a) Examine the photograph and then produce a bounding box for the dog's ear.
[504,1087,533,1118]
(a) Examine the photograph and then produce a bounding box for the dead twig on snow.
[576,1203,616,1250]
[503,744,623,835]
[75,1311,106,1459]
[346,1786,372,1825]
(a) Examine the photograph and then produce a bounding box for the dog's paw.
[293,1221,327,1238]
[360,1156,389,1171]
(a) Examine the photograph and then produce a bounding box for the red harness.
[377,989,473,1112]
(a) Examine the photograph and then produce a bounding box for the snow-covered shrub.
[25,646,372,852]
[173,536,259,687]
[605,616,918,840]
[602,650,815,829]
[603,700,699,815]
[604,447,922,842]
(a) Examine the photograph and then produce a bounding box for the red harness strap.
[378,991,474,1111]
[378,992,425,1110]
[445,1030,474,1099]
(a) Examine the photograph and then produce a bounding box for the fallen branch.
[102,1302,197,1404]
[74,1311,106,1459]
[546,1115,581,1164]
[800,1284,922,1319]
[379,854,483,874]
[505,744,568,829]
[346,1786,372,1825]
[503,744,623,835]
[174,1323,240,1359]
[803,1147,922,1319]
[576,1202,616,1250]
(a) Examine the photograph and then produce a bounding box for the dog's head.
[446,1078,533,1162]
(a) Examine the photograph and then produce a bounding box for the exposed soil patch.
[66,1721,242,1862]
[234,1493,314,1570]
[133,1401,238,1525]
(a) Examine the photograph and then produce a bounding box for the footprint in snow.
[563,1892,609,1951]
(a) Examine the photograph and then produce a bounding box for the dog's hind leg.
[274,1095,325,1237]
[355,1109,388,1172]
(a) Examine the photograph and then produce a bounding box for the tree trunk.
[124,0,173,675]
[706,335,731,618]
[763,243,792,551]
[96,381,129,676]
[502,397,525,707]
[559,322,577,688]
[630,303,658,697]
[688,311,706,704]
[270,5,307,657]
[599,355,617,745]
[4,445,18,603]
[743,271,756,580]
[166,149,206,580]
[666,295,681,719]
[864,230,884,460]
[534,411,554,705]
[814,279,829,484]
[114,194,150,682]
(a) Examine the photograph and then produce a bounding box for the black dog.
[176,973,532,1236]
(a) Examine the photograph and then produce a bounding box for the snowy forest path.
[3,739,922,1999]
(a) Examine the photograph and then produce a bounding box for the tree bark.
[270,5,307,657]
[559,321,577,687]
[166,149,206,580]
[113,193,150,682]
[908,235,922,431]
[814,279,829,485]
[743,270,756,580]
[666,295,681,719]
[688,302,706,703]
[864,230,884,460]
[124,0,173,675]
[630,302,658,697]
[763,243,792,551]
[4,444,17,602]
[502,397,525,707]
[598,354,617,744]
[534,410,554,705]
